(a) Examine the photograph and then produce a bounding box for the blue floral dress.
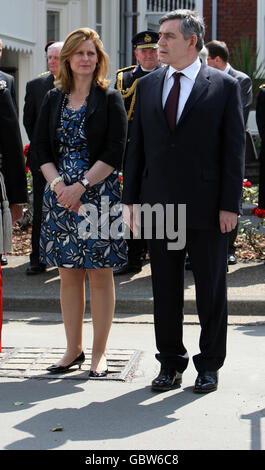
[39,96,127,269]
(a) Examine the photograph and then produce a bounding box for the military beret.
[132,31,159,49]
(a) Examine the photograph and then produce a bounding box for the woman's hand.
[70,201,83,214]
[56,182,85,212]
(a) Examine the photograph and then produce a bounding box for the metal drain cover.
[0,347,141,381]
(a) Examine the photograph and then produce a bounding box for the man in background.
[206,40,253,266]
[23,41,63,275]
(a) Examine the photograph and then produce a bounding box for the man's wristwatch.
[78,177,90,189]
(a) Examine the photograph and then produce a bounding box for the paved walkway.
[0,254,264,451]
[2,255,265,321]
[0,321,265,451]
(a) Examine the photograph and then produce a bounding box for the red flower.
[24,145,30,173]
[24,144,29,157]
[252,207,265,218]
[243,180,252,187]
[119,174,123,182]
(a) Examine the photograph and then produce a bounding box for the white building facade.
[0,0,120,141]
[1,0,262,141]
[0,1,203,113]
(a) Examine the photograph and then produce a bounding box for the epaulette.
[116,69,138,121]
[38,71,50,77]
[259,84,265,89]
[115,65,135,75]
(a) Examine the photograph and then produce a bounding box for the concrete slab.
[2,256,265,315]
[0,321,264,451]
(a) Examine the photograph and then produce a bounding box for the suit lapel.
[46,73,55,90]
[154,66,170,130]
[177,63,210,126]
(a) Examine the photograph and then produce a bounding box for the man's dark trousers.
[147,228,229,373]
[30,170,46,267]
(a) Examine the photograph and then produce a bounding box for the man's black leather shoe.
[193,371,218,394]
[26,265,46,275]
[114,264,142,276]
[227,254,237,265]
[151,368,182,392]
[1,255,8,266]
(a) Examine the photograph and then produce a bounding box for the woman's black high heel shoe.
[89,368,108,378]
[46,351,85,373]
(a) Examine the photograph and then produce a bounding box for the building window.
[146,0,197,31]
[96,0,102,38]
[147,0,196,12]
[47,10,60,42]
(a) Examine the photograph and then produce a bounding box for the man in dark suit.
[122,10,245,393]
[114,31,160,275]
[0,39,17,111]
[23,41,63,274]
[256,84,265,212]
[206,40,253,265]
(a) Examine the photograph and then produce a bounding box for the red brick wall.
[203,0,257,58]
[203,0,212,40]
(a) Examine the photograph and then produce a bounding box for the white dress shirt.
[223,63,231,74]
[162,57,201,123]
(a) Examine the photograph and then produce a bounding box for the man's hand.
[123,204,141,236]
[10,204,23,225]
[219,210,238,233]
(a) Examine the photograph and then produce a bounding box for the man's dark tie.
[164,72,182,132]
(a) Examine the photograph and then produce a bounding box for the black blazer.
[122,63,246,230]
[228,66,252,126]
[35,84,128,172]
[0,88,27,204]
[23,72,55,170]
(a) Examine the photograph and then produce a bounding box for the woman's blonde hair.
[55,27,110,92]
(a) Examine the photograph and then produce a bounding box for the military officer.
[114,31,160,276]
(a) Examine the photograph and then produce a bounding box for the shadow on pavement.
[2,381,204,450]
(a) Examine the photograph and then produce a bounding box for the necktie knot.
[173,71,183,82]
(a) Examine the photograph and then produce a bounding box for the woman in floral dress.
[36,28,127,376]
